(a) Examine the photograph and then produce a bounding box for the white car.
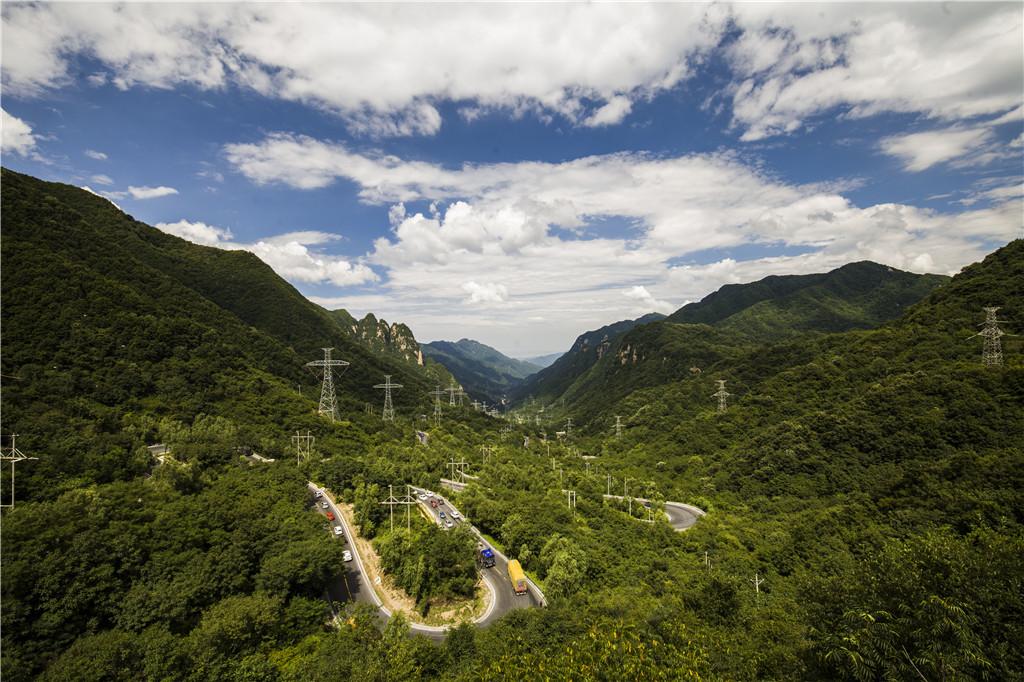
[333,526,343,536]
[426,492,435,498]
[450,511,461,520]
[343,550,353,562]
[417,493,426,501]
[320,501,329,509]
[315,491,323,499]
[445,520,454,528]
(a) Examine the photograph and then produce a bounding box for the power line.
[712,380,731,414]
[291,430,315,464]
[429,386,446,427]
[373,375,403,422]
[305,348,350,421]
[973,306,1008,367]
[1,435,37,509]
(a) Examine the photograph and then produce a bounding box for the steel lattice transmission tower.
[974,306,1007,367]
[1,435,37,509]
[306,348,350,421]
[614,415,623,438]
[374,375,403,422]
[292,430,315,464]
[712,380,731,414]
[447,381,461,407]
[429,386,446,427]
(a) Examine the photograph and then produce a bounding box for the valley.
[1,170,1022,681]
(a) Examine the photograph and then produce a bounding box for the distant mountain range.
[520,352,564,368]
[421,339,541,404]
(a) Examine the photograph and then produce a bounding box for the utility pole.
[607,473,612,497]
[429,386,446,427]
[380,484,401,532]
[974,306,1007,367]
[565,417,573,438]
[704,551,711,573]
[401,485,416,530]
[713,380,731,414]
[1,435,37,509]
[750,572,765,603]
[373,375,403,422]
[614,415,623,438]
[566,489,576,517]
[306,348,350,421]
[291,430,315,464]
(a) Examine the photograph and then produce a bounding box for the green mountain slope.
[667,260,949,341]
[512,313,666,406]
[538,261,947,422]
[0,168,446,492]
[421,339,540,403]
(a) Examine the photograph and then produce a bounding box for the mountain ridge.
[421,338,540,403]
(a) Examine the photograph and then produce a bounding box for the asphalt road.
[602,494,705,531]
[307,482,541,641]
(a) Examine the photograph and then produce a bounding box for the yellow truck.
[507,559,528,595]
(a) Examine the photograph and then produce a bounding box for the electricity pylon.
[292,430,315,464]
[306,348,350,421]
[1,435,37,509]
[713,380,731,413]
[481,445,496,464]
[447,381,459,406]
[974,306,1007,367]
[373,375,403,422]
[565,417,573,438]
[614,415,623,438]
[429,386,446,427]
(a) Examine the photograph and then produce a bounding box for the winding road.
[307,482,542,641]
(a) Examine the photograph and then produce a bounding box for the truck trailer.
[507,559,528,595]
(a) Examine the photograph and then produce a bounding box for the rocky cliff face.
[329,310,423,365]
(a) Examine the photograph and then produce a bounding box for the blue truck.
[478,546,496,568]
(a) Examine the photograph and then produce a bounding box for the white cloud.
[90,174,114,186]
[462,281,509,304]
[623,285,675,314]
[128,185,178,199]
[1,108,37,155]
[880,127,993,172]
[155,219,233,246]
[0,4,717,136]
[152,220,377,287]
[583,96,633,127]
[727,4,1023,140]
[84,149,108,160]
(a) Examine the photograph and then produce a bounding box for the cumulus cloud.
[727,4,1023,140]
[623,285,675,314]
[462,281,509,304]
[153,220,377,287]
[583,96,633,127]
[155,219,234,246]
[1,108,37,155]
[1,4,716,136]
[84,149,108,160]
[128,185,178,199]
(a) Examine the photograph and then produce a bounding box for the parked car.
[343,550,353,562]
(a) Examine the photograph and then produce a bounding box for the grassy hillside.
[421,339,540,403]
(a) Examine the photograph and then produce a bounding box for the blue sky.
[2,3,1021,356]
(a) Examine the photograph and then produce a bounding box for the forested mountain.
[511,313,665,405]
[0,168,450,492]
[421,339,540,403]
[666,260,948,340]
[525,262,947,420]
[2,169,1021,682]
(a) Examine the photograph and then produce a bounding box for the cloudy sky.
[2,3,1021,357]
